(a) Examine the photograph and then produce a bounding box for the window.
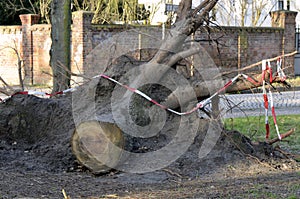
[278,0,284,10]
[287,0,290,10]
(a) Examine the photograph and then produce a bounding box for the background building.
[138,0,300,27]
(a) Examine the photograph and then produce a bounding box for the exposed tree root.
[267,128,296,145]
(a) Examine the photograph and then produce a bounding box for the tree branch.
[167,46,203,67]
[146,0,219,76]
[267,128,295,145]
[163,70,289,110]
[0,87,12,96]
[0,76,16,93]
[220,51,298,76]
[175,0,192,21]
[0,41,24,90]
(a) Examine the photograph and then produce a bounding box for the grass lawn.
[224,114,300,154]
[287,76,300,87]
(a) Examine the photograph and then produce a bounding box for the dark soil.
[0,94,299,199]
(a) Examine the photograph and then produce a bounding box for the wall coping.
[0,25,22,29]
[31,24,51,31]
[91,24,161,31]
[0,25,22,34]
[88,23,285,34]
[198,26,284,33]
[270,10,298,16]
[0,23,285,35]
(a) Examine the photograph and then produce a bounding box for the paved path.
[220,91,300,118]
[1,87,299,118]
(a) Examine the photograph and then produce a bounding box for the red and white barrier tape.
[261,59,284,140]
[277,57,286,81]
[12,88,77,97]
[2,73,245,115]
[269,90,281,140]
[1,73,258,116]
[262,60,270,140]
[1,57,286,140]
[262,82,270,140]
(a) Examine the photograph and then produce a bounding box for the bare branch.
[0,87,12,96]
[191,0,211,17]
[57,61,91,81]
[0,41,24,90]
[220,51,298,76]
[167,46,203,67]
[267,128,295,145]
[149,0,219,65]
[0,76,15,93]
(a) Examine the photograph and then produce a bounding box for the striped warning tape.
[261,58,285,141]
[262,60,270,140]
[0,73,263,116]
[0,57,286,140]
[269,89,281,140]
[12,88,77,97]
[1,73,248,115]
[277,57,286,81]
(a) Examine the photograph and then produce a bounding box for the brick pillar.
[270,10,297,75]
[19,14,40,85]
[71,11,94,78]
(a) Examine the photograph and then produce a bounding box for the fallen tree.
[0,0,297,175]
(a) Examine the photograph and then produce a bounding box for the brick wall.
[196,27,284,74]
[0,10,297,86]
[0,26,22,85]
[271,11,298,74]
[31,24,51,85]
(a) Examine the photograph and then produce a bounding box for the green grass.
[287,76,300,87]
[224,114,300,153]
[287,196,298,199]
[272,76,300,89]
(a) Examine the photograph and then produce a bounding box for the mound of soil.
[0,91,273,173]
[0,93,299,198]
[0,95,76,172]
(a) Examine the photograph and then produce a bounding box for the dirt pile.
[0,93,299,198]
[0,92,278,175]
[0,95,76,172]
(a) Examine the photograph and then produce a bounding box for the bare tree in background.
[239,0,250,26]
[0,40,24,92]
[0,0,38,25]
[39,0,52,24]
[251,0,269,26]
[213,0,271,26]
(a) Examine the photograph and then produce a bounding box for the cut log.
[71,120,125,174]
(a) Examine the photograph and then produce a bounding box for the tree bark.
[50,0,71,92]
[71,120,125,174]
[163,73,288,110]
[175,0,192,22]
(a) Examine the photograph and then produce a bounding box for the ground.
[0,160,299,198]
[0,93,299,199]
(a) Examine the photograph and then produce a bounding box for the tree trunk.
[71,120,125,174]
[50,0,71,92]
